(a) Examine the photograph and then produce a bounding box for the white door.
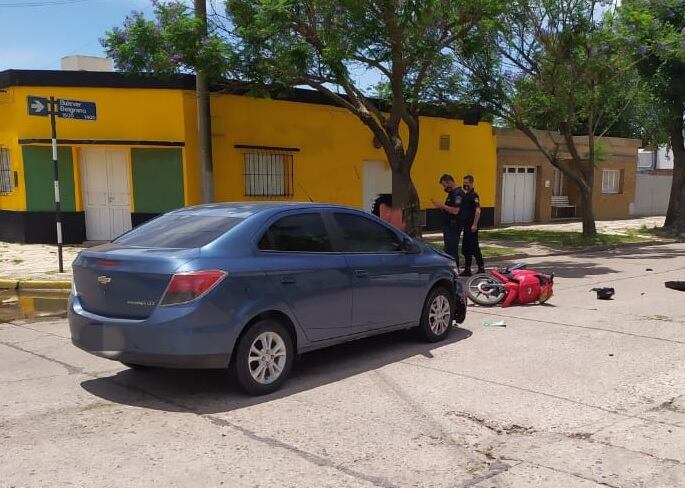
[362,161,392,212]
[81,149,132,241]
[501,166,536,224]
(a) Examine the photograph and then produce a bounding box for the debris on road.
[591,287,615,300]
[665,281,685,292]
[483,320,507,328]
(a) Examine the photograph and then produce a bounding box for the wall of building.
[494,128,639,224]
[631,173,673,216]
[1,77,498,242]
[0,84,191,242]
[205,93,497,220]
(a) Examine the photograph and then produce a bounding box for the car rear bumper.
[68,296,234,369]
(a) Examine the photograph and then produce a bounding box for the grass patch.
[11,259,24,265]
[479,229,645,247]
[428,242,514,258]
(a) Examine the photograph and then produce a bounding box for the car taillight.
[160,270,226,306]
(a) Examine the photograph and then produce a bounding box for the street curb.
[0,279,72,291]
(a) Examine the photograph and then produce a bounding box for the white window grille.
[243,151,294,197]
[0,148,12,194]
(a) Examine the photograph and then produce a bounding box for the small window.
[244,151,294,197]
[439,135,450,151]
[259,213,332,252]
[115,213,245,248]
[333,213,402,253]
[602,169,621,194]
[0,148,12,194]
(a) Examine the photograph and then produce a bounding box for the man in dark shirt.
[431,174,465,269]
[460,175,485,276]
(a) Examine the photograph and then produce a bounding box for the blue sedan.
[69,203,467,395]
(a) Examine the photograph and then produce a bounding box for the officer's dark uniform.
[442,186,465,267]
[460,188,484,273]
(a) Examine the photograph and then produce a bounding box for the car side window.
[332,212,402,253]
[259,213,332,252]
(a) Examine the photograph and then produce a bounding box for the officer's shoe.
[477,268,486,275]
[458,270,472,277]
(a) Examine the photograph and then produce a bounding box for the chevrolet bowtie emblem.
[97,275,112,285]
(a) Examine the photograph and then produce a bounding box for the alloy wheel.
[248,332,287,385]
[428,295,451,335]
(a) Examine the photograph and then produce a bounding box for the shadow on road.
[522,261,620,279]
[80,326,472,414]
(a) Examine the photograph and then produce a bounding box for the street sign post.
[27,96,49,116]
[27,95,97,273]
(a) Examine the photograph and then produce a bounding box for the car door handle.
[281,276,296,285]
[354,269,369,278]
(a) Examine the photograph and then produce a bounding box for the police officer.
[460,175,485,277]
[431,174,465,269]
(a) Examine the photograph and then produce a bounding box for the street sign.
[57,98,97,120]
[27,96,49,116]
[26,96,97,120]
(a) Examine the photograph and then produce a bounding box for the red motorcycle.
[466,263,554,307]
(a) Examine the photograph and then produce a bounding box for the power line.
[0,0,96,7]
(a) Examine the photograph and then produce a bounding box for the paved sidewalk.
[0,243,79,282]
[495,216,665,234]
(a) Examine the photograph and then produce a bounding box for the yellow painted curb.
[17,280,72,291]
[0,279,19,290]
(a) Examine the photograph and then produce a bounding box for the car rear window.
[114,214,244,248]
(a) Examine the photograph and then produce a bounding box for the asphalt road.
[1,243,684,488]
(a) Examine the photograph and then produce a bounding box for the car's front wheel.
[418,287,454,342]
[234,319,294,396]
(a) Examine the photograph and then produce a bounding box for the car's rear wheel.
[418,287,454,342]
[234,319,294,396]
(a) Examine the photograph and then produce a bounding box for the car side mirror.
[401,237,420,254]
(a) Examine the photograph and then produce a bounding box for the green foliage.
[101,1,233,79]
[463,0,643,139]
[614,0,685,145]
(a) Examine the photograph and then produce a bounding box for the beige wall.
[494,128,639,224]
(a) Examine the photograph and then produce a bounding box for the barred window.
[0,148,12,194]
[243,151,294,197]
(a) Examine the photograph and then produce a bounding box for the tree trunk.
[580,187,597,238]
[665,122,685,234]
[391,166,421,238]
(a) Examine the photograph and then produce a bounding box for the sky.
[0,0,167,71]
[0,0,380,90]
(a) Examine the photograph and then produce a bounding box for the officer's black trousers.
[443,223,463,267]
[462,226,484,271]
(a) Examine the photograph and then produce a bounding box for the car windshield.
[114,213,245,249]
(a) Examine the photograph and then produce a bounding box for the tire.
[417,287,454,342]
[233,319,294,396]
[466,274,506,307]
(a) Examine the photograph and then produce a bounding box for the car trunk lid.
[73,244,199,319]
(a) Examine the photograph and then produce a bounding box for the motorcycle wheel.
[467,274,506,306]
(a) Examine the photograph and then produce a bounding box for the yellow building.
[0,70,497,243]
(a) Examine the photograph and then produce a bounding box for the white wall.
[631,173,673,216]
[656,147,674,170]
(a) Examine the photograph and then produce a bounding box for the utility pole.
[195,0,214,204]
